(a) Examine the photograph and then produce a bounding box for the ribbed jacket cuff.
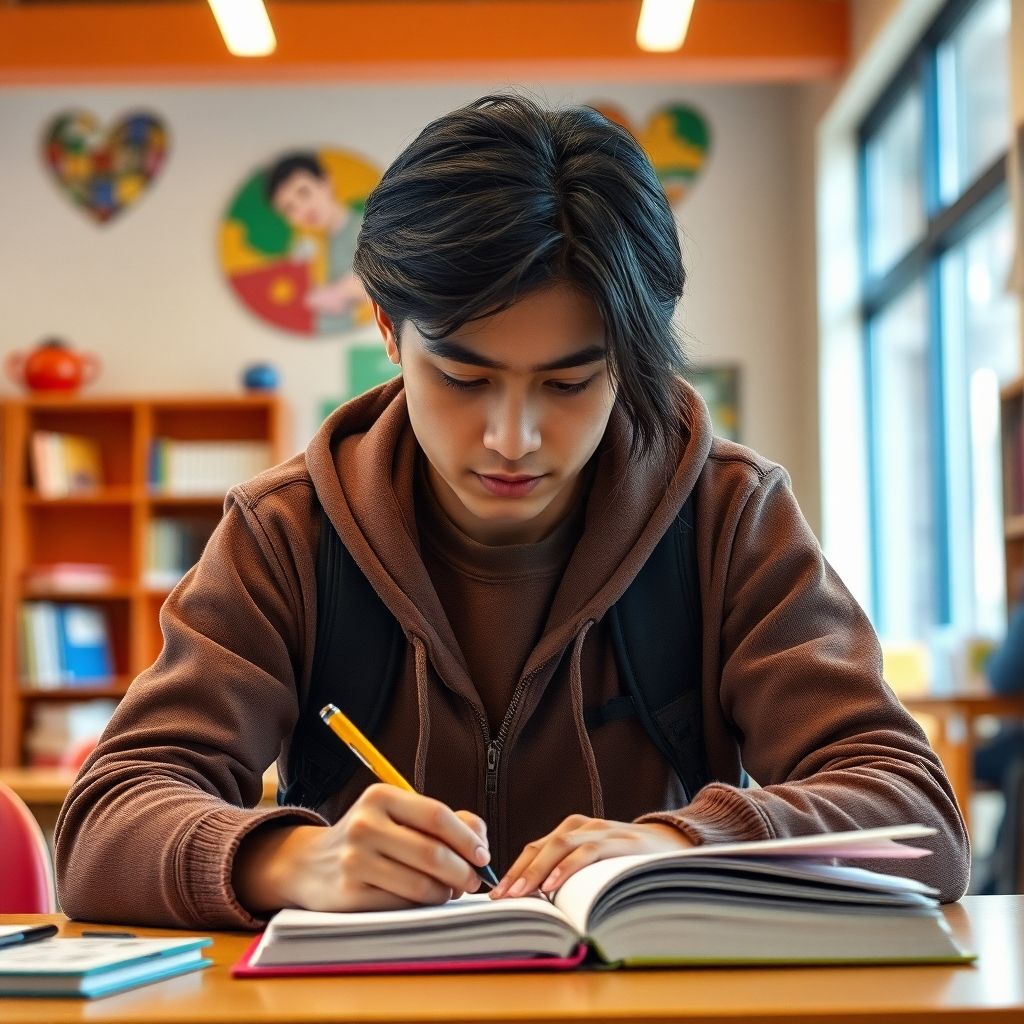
[635,782,775,846]
[177,805,327,930]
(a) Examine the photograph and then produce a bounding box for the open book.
[234,825,973,975]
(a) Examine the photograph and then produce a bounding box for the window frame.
[857,0,1011,634]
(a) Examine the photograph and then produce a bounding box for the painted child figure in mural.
[265,152,367,334]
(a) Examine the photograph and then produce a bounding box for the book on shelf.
[24,562,116,593]
[144,517,212,589]
[29,431,104,498]
[18,602,113,688]
[234,825,973,977]
[24,699,118,768]
[149,439,271,496]
[0,930,212,999]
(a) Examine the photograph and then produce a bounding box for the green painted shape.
[667,105,711,151]
[227,172,291,256]
[347,344,399,399]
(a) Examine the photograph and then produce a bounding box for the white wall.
[0,80,813,510]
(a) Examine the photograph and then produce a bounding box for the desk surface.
[0,896,1021,1024]
[900,691,1024,715]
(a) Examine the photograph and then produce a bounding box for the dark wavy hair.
[352,93,688,461]
[263,152,326,204]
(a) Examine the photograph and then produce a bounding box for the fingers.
[455,809,488,843]
[342,786,490,899]
[375,786,490,871]
[492,814,593,899]
[491,819,694,901]
[373,820,482,895]
[353,850,457,907]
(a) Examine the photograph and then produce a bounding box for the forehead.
[272,170,324,202]
[405,284,605,369]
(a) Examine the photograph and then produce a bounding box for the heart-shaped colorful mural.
[43,110,169,224]
[590,102,711,206]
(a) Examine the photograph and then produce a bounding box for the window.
[940,205,1019,636]
[865,87,926,277]
[936,0,1012,204]
[859,0,1018,642]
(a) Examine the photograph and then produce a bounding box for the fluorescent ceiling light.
[636,0,696,53]
[208,0,277,57]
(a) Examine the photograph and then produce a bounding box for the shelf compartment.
[24,406,135,489]
[24,504,136,582]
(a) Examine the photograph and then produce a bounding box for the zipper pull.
[485,740,501,795]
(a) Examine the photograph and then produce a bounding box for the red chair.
[59,738,98,774]
[0,781,56,913]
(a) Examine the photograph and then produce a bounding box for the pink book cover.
[231,936,589,978]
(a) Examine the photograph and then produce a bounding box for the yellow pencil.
[318,702,500,889]
[320,703,414,791]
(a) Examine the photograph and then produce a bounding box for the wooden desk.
[901,691,1024,833]
[0,897,1020,1024]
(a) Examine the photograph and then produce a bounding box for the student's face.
[270,170,338,231]
[373,284,616,546]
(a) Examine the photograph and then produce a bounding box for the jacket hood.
[306,375,713,798]
[306,375,714,683]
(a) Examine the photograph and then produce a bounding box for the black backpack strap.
[604,493,709,804]
[284,494,711,809]
[279,507,405,808]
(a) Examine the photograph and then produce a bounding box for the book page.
[551,824,938,935]
[268,892,571,937]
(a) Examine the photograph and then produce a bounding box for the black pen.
[0,924,59,950]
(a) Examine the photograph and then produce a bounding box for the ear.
[371,299,401,365]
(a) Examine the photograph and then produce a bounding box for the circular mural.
[219,148,380,337]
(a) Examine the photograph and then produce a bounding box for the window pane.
[865,87,926,277]
[940,202,1021,635]
[937,0,1012,203]
[871,282,936,639]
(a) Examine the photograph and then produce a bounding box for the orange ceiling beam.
[0,1,848,86]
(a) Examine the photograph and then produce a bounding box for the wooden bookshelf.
[0,394,286,768]
[1001,378,1024,616]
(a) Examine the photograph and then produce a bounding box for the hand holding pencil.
[233,708,494,916]
[319,703,500,891]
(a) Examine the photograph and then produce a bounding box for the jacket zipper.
[475,667,540,864]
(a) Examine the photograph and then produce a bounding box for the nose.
[482,388,541,462]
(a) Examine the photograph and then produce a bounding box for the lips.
[475,473,545,498]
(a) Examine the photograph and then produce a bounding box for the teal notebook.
[0,931,212,998]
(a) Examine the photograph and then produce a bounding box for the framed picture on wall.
[690,365,741,442]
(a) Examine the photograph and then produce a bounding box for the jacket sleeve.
[637,466,971,902]
[54,486,327,929]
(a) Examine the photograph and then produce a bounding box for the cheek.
[566,393,615,455]
[406,388,469,460]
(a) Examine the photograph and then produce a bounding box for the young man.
[265,152,366,331]
[55,95,969,929]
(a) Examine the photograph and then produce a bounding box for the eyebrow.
[423,339,607,373]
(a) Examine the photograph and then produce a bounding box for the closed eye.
[438,371,485,391]
[547,378,594,395]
